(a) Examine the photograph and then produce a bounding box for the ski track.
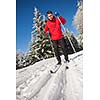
[16,51,83,100]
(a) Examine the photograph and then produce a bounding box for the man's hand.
[55,12,60,17]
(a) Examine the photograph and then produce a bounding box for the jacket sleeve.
[59,16,66,25]
[44,22,49,34]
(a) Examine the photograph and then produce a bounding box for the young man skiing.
[44,10,69,66]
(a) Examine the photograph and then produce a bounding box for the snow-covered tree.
[16,51,31,69]
[73,0,83,48]
[64,28,81,54]
[20,53,32,67]
[29,42,41,63]
[16,51,25,69]
[16,52,20,69]
[29,7,54,63]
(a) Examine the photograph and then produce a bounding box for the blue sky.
[16,0,78,52]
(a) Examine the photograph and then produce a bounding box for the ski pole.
[56,16,76,53]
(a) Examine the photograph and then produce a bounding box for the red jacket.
[45,16,66,40]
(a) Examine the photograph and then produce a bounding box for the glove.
[55,12,60,17]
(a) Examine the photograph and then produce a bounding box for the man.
[44,10,69,65]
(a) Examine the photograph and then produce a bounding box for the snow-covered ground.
[16,51,83,100]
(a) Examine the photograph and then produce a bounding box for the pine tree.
[73,0,83,48]
[29,7,54,63]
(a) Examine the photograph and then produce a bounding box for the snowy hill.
[16,51,83,100]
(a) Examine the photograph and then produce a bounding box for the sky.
[16,0,79,53]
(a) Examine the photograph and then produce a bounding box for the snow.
[16,50,83,100]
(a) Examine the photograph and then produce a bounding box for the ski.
[50,64,61,73]
[50,62,69,73]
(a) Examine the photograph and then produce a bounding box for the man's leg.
[58,38,69,61]
[52,40,61,64]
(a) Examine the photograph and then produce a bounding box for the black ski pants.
[52,38,68,63]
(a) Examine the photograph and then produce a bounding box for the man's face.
[47,13,53,20]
